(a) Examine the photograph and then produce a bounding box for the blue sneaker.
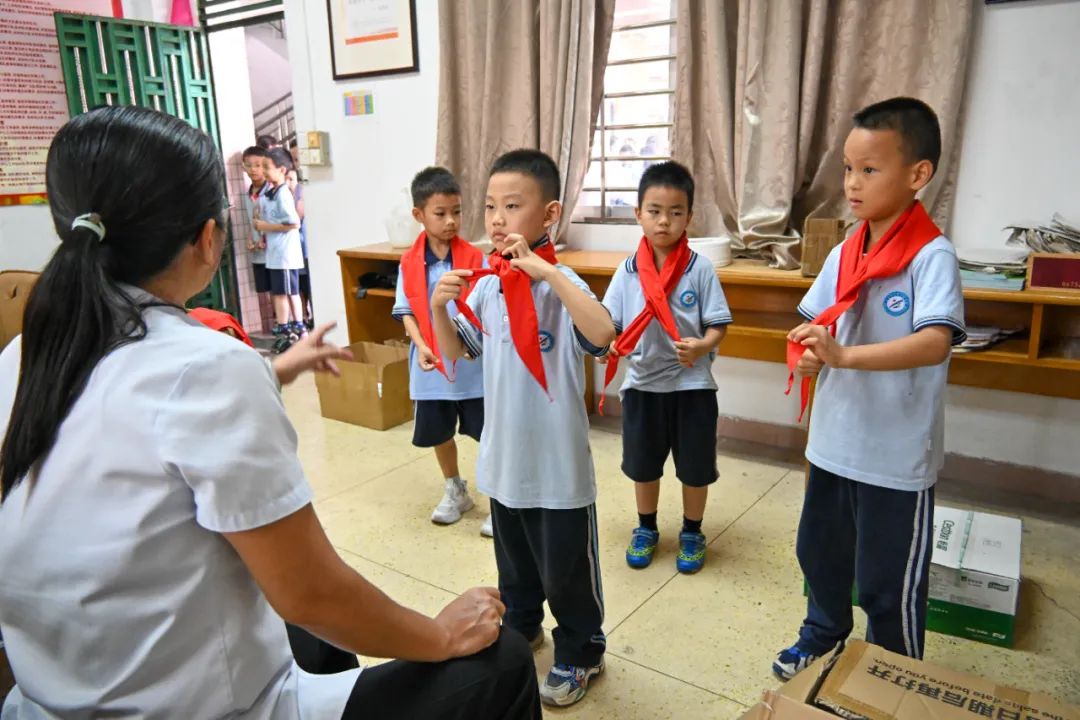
[676,531,706,574]
[625,527,659,569]
[772,644,818,681]
[540,660,604,706]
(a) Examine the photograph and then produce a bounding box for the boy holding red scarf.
[600,162,732,575]
[774,98,965,681]
[431,150,615,707]
[392,167,489,532]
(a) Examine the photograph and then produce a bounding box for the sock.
[683,516,702,535]
[638,512,658,532]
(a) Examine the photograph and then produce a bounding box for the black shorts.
[268,268,301,296]
[413,399,484,447]
[621,388,719,487]
[298,258,312,298]
[252,262,271,294]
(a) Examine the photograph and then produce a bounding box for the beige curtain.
[436,0,615,242]
[674,0,975,269]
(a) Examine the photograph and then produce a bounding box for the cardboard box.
[739,690,838,719]
[801,218,847,278]
[801,506,1022,647]
[928,507,1022,647]
[314,341,412,430]
[813,640,1078,720]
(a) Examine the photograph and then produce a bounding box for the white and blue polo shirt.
[392,245,486,401]
[799,236,966,491]
[602,250,732,395]
[258,183,304,271]
[454,252,608,510]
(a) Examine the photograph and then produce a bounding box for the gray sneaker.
[540,660,604,706]
[430,478,474,525]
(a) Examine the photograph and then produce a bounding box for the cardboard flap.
[963,513,1022,579]
[739,691,838,719]
[814,640,1080,720]
[930,506,969,570]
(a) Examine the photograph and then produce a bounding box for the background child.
[601,161,732,575]
[775,97,965,680]
[253,148,306,353]
[241,146,271,305]
[286,168,314,329]
[431,150,616,707]
[392,167,488,532]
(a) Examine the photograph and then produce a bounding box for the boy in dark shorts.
[392,168,489,533]
[601,161,731,575]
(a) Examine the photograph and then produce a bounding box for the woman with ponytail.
[0,107,539,719]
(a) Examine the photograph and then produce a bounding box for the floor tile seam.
[311,452,432,505]
[336,546,464,598]
[604,649,751,708]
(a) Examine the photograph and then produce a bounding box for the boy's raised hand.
[796,347,824,376]
[504,234,555,281]
[417,346,440,371]
[432,269,473,309]
[789,323,847,368]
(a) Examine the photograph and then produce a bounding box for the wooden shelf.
[351,287,395,299]
[337,243,1080,404]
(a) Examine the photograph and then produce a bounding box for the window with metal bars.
[577,0,676,223]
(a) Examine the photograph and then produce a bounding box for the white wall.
[950,0,1080,249]
[245,23,293,113]
[282,0,439,347]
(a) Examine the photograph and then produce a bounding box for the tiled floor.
[284,376,1080,718]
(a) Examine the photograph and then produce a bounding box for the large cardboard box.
[928,507,1022,647]
[314,341,412,430]
[814,640,1077,720]
[801,506,1023,647]
[746,641,1079,720]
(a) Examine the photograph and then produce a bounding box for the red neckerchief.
[600,234,691,414]
[458,239,559,395]
[189,307,254,348]
[401,231,485,379]
[786,201,941,420]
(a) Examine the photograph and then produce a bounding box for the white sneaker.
[431,477,474,525]
[480,514,494,538]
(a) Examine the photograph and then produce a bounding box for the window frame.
[576,13,676,225]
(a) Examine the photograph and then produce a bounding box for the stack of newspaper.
[954,326,1023,354]
[1005,214,1080,254]
[957,247,1028,291]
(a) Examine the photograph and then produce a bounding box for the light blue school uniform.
[392,245,486,401]
[259,183,304,271]
[242,182,267,265]
[454,244,608,510]
[602,250,732,395]
[798,236,966,491]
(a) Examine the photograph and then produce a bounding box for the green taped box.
[802,505,1022,648]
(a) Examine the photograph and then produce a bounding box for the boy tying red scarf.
[600,161,732,578]
[773,98,965,683]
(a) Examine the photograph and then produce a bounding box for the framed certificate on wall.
[326,0,419,81]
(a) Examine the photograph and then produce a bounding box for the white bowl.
[689,236,732,267]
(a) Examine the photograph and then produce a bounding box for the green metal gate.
[54,13,238,316]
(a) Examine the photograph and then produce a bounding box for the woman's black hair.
[0,105,226,499]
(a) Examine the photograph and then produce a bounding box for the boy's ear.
[634,206,644,224]
[411,206,424,224]
[543,200,563,230]
[910,159,934,192]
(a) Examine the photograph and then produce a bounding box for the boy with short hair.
[601,161,732,575]
[775,97,965,680]
[286,168,314,329]
[253,148,306,353]
[241,146,271,304]
[431,149,616,707]
[392,167,489,532]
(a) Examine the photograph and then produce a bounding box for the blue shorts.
[252,263,271,294]
[269,268,300,296]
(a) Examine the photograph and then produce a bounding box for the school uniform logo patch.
[679,290,698,308]
[883,291,911,317]
[538,330,555,353]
